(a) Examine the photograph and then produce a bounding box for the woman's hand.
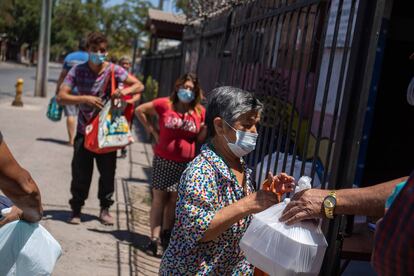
[262,172,295,200]
[147,125,159,143]
[242,190,279,214]
[0,206,23,227]
[152,130,159,144]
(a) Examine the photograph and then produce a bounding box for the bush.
[143,76,158,102]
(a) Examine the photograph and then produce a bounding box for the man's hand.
[0,206,23,227]
[84,96,104,109]
[279,188,329,225]
[112,88,124,99]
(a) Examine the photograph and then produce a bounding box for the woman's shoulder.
[179,156,217,196]
[181,152,216,186]
[186,153,214,176]
[153,97,172,112]
[153,97,171,106]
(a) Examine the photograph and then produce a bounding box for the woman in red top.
[135,73,206,255]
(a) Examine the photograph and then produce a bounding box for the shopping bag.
[240,177,327,276]
[46,96,62,122]
[84,64,134,154]
[0,220,62,276]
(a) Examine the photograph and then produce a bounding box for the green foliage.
[103,0,153,58]
[51,0,99,59]
[143,76,159,102]
[0,0,41,47]
[173,0,190,14]
[0,0,153,61]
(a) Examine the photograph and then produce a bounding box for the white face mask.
[223,120,258,157]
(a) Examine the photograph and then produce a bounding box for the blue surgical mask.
[90,52,107,65]
[224,120,258,157]
[177,88,195,103]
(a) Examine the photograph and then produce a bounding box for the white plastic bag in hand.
[0,221,62,276]
[240,176,327,276]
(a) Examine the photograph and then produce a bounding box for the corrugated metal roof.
[147,8,186,25]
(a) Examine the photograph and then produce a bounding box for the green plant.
[143,75,159,102]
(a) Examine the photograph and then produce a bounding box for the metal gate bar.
[309,0,345,186]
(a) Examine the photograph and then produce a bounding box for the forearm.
[57,93,87,105]
[123,82,144,96]
[201,200,250,242]
[0,171,43,222]
[197,126,207,143]
[136,109,155,132]
[335,176,408,217]
[130,93,141,103]
[55,77,65,95]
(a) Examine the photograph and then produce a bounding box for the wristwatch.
[323,191,337,219]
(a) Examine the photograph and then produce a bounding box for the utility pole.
[131,38,138,74]
[34,0,52,97]
[158,0,164,10]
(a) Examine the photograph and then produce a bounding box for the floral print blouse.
[159,144,255,275]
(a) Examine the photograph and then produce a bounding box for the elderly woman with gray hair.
[159,86,295,275]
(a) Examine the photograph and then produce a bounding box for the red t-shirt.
[153,97,205,163]
[121,74,135,123]
[122,93,134,123]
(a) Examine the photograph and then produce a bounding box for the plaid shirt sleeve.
[372,170,414,275]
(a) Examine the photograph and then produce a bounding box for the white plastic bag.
[98,100,134,149]
[0,220,62,276]
[240,177,327,276]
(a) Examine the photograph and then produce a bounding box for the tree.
[102,0,153,58]
[0,0,154,62]
[0,0,41,48]
[174,0,190,14]
[51,0,99,60]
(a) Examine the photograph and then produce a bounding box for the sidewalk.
[0,96,160,275]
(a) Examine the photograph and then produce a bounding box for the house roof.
[146,9,186,40]
[147,9,186,25]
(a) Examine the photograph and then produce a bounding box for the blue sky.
[107,0,176,12]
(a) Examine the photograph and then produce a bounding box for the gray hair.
[206,86,263,137]
[119,56,131,64]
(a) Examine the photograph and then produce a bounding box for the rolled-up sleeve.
[63,66,76,90]
[176,165,218,248]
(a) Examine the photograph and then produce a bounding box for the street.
[0,62,60,101]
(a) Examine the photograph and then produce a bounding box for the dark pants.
[69,134,116,213]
